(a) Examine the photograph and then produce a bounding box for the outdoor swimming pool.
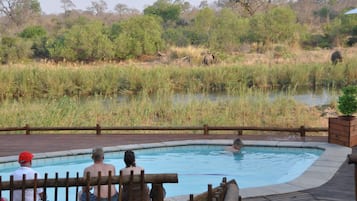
[0,143,324,199]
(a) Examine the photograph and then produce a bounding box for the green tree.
[209,8,249,51]
[189,8,215,47]
[324,13,357,46]
[0,36,32,64]
[248,6,301,47]
[113,15,164,59]
[19,25,49,58]
[47,21,114,62]
[144,0,181,23]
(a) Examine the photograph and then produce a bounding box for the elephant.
[331,50,342,65]
[202,53,215,65]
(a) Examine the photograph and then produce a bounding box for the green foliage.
[114,15,164,59]
[209,8,249,51]
[338,85,357,116]
[47,21,114,61]
[19,25,49,59]
[248,6,301,46]
[190,8,215,47]
[324,13,357,46]
[19,26,47,39]
[0,37,32,64]
[143,0,181,24]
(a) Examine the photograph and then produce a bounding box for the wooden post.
[300,126,306,137]
[208,184,213,201]
[25,124,30,135]
[204,124,209,135]
[151,183,164,201]
[96,124,101,135]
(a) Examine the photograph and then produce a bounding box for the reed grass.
[0,92,324,128]
[0,60,354,129]
[0,60,356,100]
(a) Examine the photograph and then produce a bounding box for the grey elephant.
[331,50,342,65]
[202,53,215,65]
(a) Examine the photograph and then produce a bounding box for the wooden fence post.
[204,124,209,135]
[25,124,30,135]
[96,124,101,135]
[300,126,306,137]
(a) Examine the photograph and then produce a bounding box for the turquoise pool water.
[0,145,323,199]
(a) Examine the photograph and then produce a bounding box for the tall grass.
[0,92,323,128]
[0,60,356,100]
[0,60,353,128]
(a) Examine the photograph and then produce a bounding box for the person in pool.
[225,138,244,152]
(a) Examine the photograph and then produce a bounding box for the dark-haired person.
[80,147,118,201]
[11,151,45,201]
[120,150,150,201]
[225,138,244,152]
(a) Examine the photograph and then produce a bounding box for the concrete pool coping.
[0,140,351,200]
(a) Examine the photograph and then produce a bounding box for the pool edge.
[0,140,351,200]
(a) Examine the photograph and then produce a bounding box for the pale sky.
[39,0,216,14]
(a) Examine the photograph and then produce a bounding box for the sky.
[39,0,216,14]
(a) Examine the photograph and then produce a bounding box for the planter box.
[328,117,357,147]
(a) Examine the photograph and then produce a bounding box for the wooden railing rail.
[0,124,328,136]
[0,172,178,201]
[189,177,241,201]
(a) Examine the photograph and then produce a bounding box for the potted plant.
[329,85,357,147]
[337,85,357,119]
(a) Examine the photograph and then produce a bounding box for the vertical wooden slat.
[118,171,123,201]
[0,176,2,199]
[97,171,101,201]
[208,184,213,201]
[54,173,58,201]
[43,173,48,201]
[85,172,90,201]
[75,172,79,201]
[65,172,69,201]
[140,170,145,201]
[22,174,26,201]
[129,171,134,201]
[33,173,37,201]
[107,171,112,200]
[9,175,14,201]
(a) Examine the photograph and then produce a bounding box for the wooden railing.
[189,177,241,201]
[0,171,178,201]
[0,124,328,136]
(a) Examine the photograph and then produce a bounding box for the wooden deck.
[0,134,354,201]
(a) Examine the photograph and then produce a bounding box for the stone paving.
[0,134,355,201]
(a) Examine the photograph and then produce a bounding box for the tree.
[87,0,107,16]
[47,21,114,62]
[209,8,249,51]
[144,0,182,25]
[19,25,49,58]
[114,3,140,19]
[248,6,300,47]
[221,0,272,16]
[60,0,75,14]
[0,36,32,64]
[0,0,41,26]
[113,15,164,59]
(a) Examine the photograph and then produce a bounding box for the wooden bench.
[0,170,178,201]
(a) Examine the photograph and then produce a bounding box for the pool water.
[0,145,323,199]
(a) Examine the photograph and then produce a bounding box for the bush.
[337,85,357,116]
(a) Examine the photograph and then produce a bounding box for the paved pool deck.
[0,134,355,201]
